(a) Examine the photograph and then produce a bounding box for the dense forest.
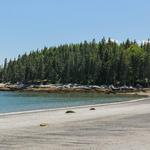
[0,38,150,86]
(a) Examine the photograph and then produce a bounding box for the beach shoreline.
[0,96,149,128]
[0,97,148,117]
[1,97,150,149]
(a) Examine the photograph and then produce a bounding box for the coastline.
[1,97,150,149]
[0,96,149,128]
[0,97,148,117]
[0,83,149,96]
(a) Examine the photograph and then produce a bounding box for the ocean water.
[0,91,143,113]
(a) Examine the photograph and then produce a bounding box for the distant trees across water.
[0,38,150,86]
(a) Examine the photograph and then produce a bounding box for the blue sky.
[0,0,150,64]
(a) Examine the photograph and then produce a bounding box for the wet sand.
[0,98,150,150]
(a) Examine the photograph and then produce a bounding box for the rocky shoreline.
[0,83,148,95]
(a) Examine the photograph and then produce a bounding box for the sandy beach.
[0,98,150,150]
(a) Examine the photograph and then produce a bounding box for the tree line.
[0,38,150,86]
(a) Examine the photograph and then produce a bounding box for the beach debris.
[40,123,49,127]
[90,107,96,110]
[65,110,75,113]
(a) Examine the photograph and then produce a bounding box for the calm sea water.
[0,91,143,113]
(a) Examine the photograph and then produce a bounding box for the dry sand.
[0,98,150,150]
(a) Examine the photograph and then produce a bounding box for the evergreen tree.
[0,38,150,86]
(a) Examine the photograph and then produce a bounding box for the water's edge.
[0,97,148,117]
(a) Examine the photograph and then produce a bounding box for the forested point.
[0,38,150,86]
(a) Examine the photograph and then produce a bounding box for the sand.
[0,98,150,150]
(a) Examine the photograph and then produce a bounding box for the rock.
[90,108,96,110]
[40,123,48,127]
[65,110,75,113]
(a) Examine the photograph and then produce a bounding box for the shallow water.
[0,91,143,113]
